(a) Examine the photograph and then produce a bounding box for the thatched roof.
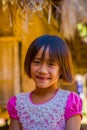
[0,0,87,40]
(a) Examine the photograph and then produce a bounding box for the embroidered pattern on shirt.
[16,89,70,130]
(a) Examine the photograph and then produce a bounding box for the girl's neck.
[30,86,59,104]
[32,86,58,96]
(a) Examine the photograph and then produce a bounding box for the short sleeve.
[7,96,18,120]
[65,92,82,120]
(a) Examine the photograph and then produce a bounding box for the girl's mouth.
[36,76,50,81]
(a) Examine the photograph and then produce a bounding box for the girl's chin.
[35,84,49,89]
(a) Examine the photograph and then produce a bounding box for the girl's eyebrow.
[48,58,55,62]
[34,57,41,60]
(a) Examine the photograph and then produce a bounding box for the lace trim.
[16,89,70,130]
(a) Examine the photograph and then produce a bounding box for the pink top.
[7,90,82,120]
[7,89,82,130]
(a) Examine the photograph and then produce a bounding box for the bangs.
[31,35,61,63]
[40,43,59,63]
[49,44,59,63]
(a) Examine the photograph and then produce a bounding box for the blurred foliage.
[77,23,87,38]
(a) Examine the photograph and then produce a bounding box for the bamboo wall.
[0,37,21,106]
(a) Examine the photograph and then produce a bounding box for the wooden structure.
[0,37,21,105]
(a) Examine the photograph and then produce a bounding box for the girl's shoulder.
[7,92,30,119]
[65,91,82,120]
[7,95,17,119]
[8,92,29,103]
[16,92,29,98]
[68,91,82,104]
[59,89,82,102]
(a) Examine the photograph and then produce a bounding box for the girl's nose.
[38,64,48,74]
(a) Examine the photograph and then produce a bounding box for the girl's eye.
[33,60,40,64]
[48,62,54,66]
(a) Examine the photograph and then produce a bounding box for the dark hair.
[24,34,74,83]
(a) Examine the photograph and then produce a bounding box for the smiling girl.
[7,34,82,130]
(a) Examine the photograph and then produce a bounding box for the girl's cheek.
[51,68,60,76]
[31,66,39,72]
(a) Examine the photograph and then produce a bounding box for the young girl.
[7,34,82,130]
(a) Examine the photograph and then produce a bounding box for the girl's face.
[30,46,61,89]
